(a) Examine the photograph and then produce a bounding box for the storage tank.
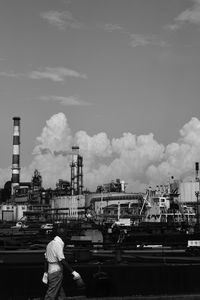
[179,181,200,203]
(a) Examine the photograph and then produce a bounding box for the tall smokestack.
[77,154,83,195]
[71,146,79,195]
[11,117,20,195]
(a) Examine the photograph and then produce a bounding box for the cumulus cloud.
[39,95,91,106]
[40,10,83,30]
[75,131,112,169]
[146,117,200,184]
[33,113,72,155]
[2,113,200,193]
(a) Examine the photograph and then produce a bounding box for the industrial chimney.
[11,117,21,196]
[70,146,83,195]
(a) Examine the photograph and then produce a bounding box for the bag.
[74,276,85,289]
[42,272,48,284]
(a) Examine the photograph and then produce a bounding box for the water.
[1,261,200,299]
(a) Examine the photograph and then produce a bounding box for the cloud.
[40,10,83,30]
[164,24,180,31]
[33,116,164,191]
[32,115,200,192]
[102,22,167,48]
[146,117,200,183]
[2,113,200,193]
[39,95,92,106]
[33,113,72,156]
[167,0,200,30]
[130,34,167,48]
[0,67,87,82]
[102,23,124,32]
[0,71,22,78]
[29,67,87,82]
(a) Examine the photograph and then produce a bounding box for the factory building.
[0,203,28,221]
[50,194,85,221]
[46,146,85,221]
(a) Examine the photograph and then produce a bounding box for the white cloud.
[102,23,123,32]
[164,24,180,31]
[146,117,200,183]
[0,71,22,78]
[75,131,112,165]
[0,67,87,82]
[33,113,72,156]
[29,67,87,82]
[2,113,200,193]
[40,10,83,30]
[167,0,200,30]
[39,95,92,106]
[130,34,167,48]
[102,22,167,48]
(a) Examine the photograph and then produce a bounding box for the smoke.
[1,113,200,192]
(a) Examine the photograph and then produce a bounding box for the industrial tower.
[70,146,83,195]
[11,117,21,196]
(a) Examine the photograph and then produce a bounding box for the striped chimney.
[11,117,21,195]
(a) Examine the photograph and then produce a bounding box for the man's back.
[45,238,65,263]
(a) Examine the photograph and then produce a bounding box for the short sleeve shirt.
[45,239,65,263]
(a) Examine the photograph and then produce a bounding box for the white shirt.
[45,236,65,274]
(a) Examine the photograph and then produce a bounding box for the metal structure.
[195,162,199,182]
[11,117,21,196]
[70,146,83,195]
[195,162,200,230]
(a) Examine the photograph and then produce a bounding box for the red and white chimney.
[11,117,20,195]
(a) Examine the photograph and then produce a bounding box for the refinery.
[1,117,200,299]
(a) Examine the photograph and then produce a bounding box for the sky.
[1,0,200,192]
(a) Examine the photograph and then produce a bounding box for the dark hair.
[50,227,65,240]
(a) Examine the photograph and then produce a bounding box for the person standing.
[43,234,81,300]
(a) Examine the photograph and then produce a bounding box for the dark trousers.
[44,271,66,300]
